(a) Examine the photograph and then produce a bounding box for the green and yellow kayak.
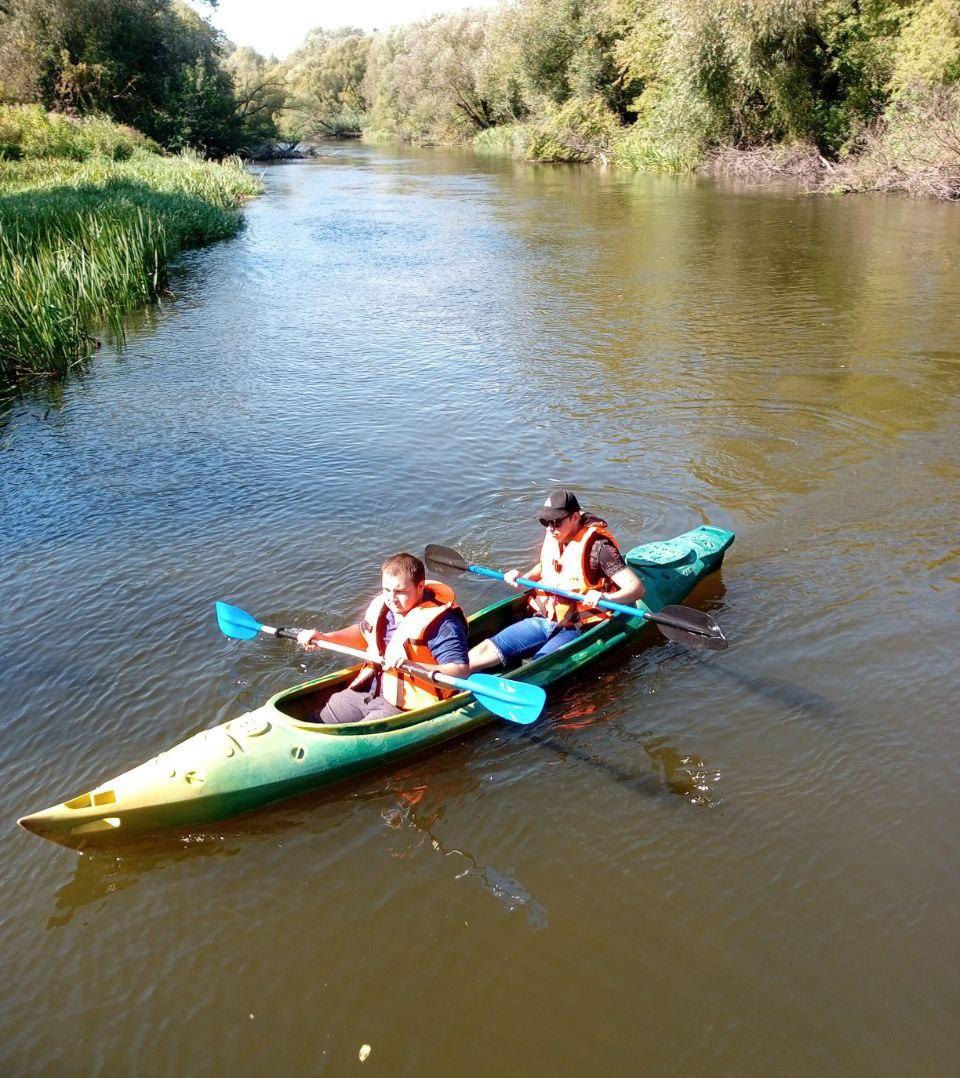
[18,525,734,847]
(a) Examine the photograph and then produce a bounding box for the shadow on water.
[692,653,844,721]
[527,681,721,805]
[380,765,550,929]
[520,718,714,802]
[668,569,843,721]
[508,569,733,802]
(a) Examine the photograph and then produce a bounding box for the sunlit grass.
[0,151,262,381]
[0,104,157,162]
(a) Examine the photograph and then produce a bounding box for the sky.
[186,0,502,59]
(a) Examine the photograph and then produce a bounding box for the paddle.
[424,545,728,651]
[214,601,546,724]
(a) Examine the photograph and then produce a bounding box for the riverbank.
[0,109,262,384]
[467,93,960,202]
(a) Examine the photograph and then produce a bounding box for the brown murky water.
[1,146,958,1075]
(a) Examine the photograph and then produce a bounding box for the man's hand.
[503,569,522,588]
[297,628,320,650]
[581,589,605,609]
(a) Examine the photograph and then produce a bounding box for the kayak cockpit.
[270,592,529,726]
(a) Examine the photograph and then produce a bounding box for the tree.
[283,27,369,138]
[223,45,285,147]
[366,11,511,141]
[0,0,243,151]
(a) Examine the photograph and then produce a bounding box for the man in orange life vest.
[468,490,644,671]
[299,552,469,724]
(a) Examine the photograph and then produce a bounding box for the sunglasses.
[539,515,569,528]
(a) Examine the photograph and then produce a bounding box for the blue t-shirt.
[383,609,468,666]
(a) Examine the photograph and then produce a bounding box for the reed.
[0,151,262,381]
[0,104,158,162]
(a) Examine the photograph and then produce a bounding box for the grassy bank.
[469,97,960,201]
[0,108,262,383]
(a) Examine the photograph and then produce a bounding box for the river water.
[1,146,958,1076]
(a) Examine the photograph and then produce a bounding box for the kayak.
[18,525,734,847]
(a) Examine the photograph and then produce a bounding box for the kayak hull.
[18,526,734,847]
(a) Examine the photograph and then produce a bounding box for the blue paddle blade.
[460,673,546,725]
[215,601,264,641]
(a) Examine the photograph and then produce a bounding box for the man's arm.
[419,612,469,679]
[583,540,645,607]
[605,566,645,604]
[504,562,541,587]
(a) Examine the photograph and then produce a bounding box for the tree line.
[2,1,958,191]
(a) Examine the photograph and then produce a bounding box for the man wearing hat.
[468,490,644,670]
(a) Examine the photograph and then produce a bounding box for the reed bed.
[0,105,157,162]
[0,152,262,381]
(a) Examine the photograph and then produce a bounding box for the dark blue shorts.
[488,617,579,665]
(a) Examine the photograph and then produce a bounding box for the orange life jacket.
[355,580,462,710]
[530,517,620,627]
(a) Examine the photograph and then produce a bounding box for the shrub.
[527,95,623,162]
[0,105,158,161]
[473,123,529,156]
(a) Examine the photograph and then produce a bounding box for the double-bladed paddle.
[423,545,728,651]
[214,601,545,724]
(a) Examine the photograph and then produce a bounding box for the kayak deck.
[18,525,734,847]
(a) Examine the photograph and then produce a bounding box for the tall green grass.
[0,104,158,162]
[0,143,261,382]
[473,124,529,157]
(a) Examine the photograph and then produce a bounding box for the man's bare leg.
[468,639,503,673]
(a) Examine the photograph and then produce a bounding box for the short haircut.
[381,552,425,585]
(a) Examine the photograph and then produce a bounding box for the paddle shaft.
[464,564,695,629]
[263,624,520,707]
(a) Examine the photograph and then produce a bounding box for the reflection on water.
[2,145,958,1076]
[47,839,235,930]
[382,779,550,930]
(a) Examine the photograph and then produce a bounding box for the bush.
[829,83,960,199]
[473,123,529,156]
[0,105,158,161]
[527,95,622,162]
[359,127,395,143]
[611,82,714,173]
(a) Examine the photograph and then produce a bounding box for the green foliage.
[890,0,960,93]
[0,147,261,380]
[0,103,158,159]
[612,86,712,170]
[0,0,249,153]
[359,127,394,143]
[3,0,960,187]
[500,0,644,120]
[222,47,285,149]
[283,28,370,140]
[364,12,510,142]
[473,122,530,156]
[830,83,960,197]
[527,95,623,161]
[804,1,901,154]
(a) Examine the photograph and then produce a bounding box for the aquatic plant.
[0,150,262,382]
[0,105,158,162]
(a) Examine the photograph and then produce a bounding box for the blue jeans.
[488,617,579,665]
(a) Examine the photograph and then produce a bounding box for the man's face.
[382,571,424,617]
[544,511,581,545]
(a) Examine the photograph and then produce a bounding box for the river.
[1,145,958,1076]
